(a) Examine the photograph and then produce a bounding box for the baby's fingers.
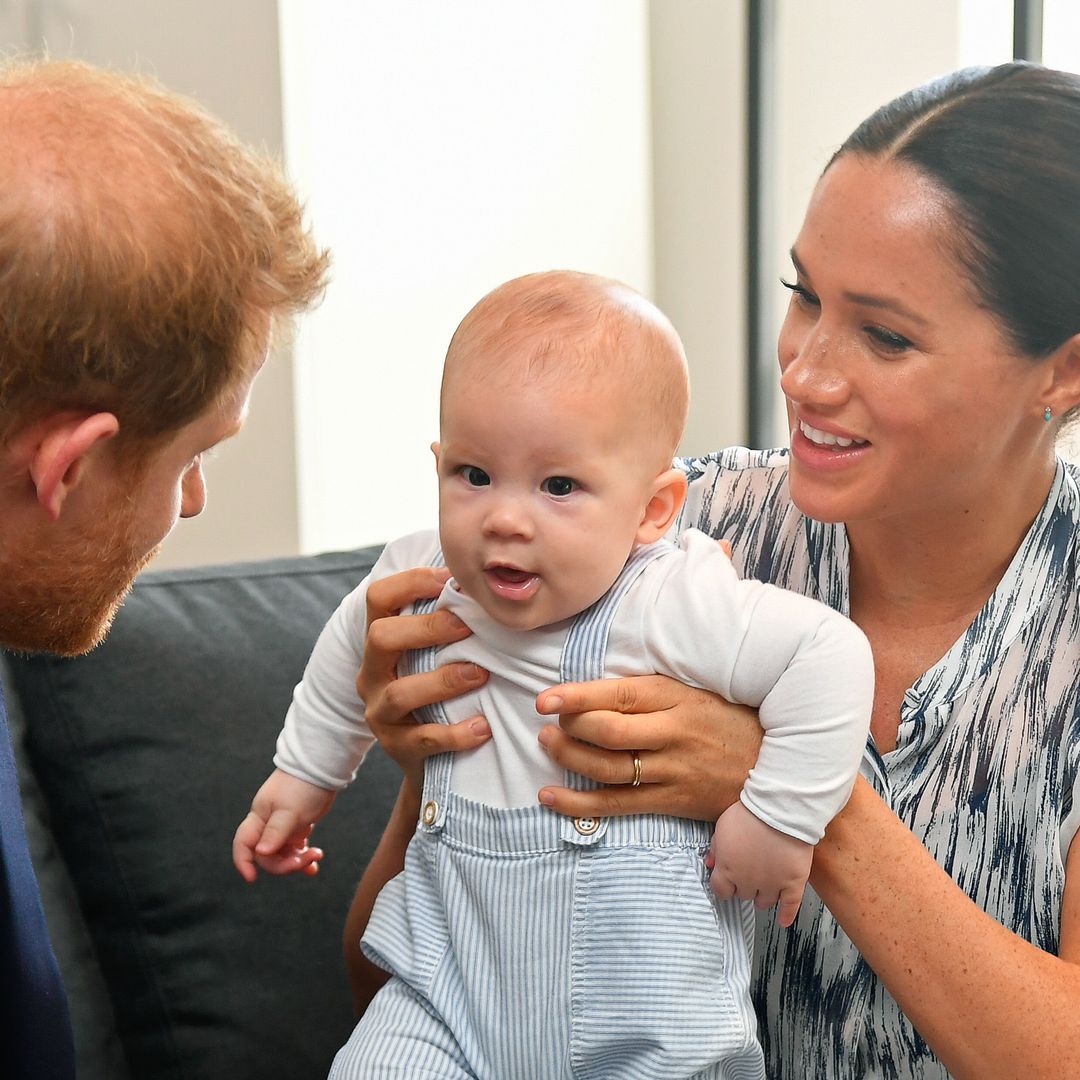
[776,881,806,928]
[255,808,305,857]
[709,866,738,902]
[253,844,325,878]
[232,812,267,882]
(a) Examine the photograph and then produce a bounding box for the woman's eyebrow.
[790,247,930,328]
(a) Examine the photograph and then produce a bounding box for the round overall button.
[421,800,439,825]
[573,816,602,835]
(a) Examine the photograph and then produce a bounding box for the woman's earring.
[1045,405,1053,423]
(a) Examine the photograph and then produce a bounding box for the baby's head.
[433,270,689,631]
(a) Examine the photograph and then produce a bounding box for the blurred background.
[3,0,1074,567]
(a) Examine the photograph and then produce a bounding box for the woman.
[344,64,1080,1078]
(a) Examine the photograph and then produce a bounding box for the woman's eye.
[866,325,913,353]
[462,466,490,487]
[542,476,577,497]
[780,278,819,309]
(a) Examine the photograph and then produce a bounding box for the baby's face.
[435,367,661,631]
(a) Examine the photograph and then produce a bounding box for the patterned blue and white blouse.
[677,447,1080,1080]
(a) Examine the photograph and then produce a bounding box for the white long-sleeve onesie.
[275,528,874,843]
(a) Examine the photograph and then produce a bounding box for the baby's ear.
[431,442,441,472]
[636,468,688,544]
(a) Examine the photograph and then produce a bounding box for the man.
[0,57,328,1079]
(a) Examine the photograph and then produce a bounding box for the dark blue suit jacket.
[0,687,75,1079]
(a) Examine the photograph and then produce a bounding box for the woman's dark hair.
[833,62,1080,359]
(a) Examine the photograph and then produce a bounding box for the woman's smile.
[798,419,868,449]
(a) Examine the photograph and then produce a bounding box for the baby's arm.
[232,769,335,883]
[639,531,874,922]
[232,532,443,882]
[707,801,811,927]
[231,582,371,882]
[720,572,872,922]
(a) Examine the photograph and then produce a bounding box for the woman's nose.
[778,323,850,408]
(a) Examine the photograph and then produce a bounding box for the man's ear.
[27,412,120,521]
[635,468,688,545]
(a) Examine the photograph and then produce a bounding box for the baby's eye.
[542,476,577,497]
[461,465,491,487]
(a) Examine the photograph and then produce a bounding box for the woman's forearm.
[342,778,420,1014]
[812,777,1080,1079]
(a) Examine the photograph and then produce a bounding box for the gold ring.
[631,750,642,787]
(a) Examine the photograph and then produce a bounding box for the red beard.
[0,496,160,656]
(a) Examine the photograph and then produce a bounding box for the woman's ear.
[635,468,688,545]
[1042,333,1080,422]
[27,412,120,521]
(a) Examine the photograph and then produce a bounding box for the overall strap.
[557,541,675,846]
[402,549,456,832]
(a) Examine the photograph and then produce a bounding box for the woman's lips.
[798,418,867,447]
[790,418,871,469]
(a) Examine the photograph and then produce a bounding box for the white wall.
[279,1,654,553]
[756,0,1013,447]
[650,1,748,457]
[5,1,1028,565]
[758,0,961,446]
[0,0,301,570]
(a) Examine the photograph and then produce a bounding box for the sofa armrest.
[5,545,399,1080]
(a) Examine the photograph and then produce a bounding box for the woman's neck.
[846,460,1057,626]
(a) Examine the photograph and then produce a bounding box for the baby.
[234,271,874,1079]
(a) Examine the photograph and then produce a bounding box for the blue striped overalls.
[330,546,766,1080]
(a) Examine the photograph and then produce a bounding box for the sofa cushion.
[5,546,400,1080]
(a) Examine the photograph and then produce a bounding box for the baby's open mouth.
[489,566,532,584]
[483,565,541,600]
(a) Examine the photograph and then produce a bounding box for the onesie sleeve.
[633,529,874,843]
[274,530,442,790]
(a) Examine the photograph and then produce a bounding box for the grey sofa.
[4,545,400,1080]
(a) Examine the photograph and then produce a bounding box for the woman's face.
[778,153,1054,530]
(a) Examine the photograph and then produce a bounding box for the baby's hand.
[707,801,812,927]
[232,769,336,883]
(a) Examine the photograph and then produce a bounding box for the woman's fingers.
[365,565,451,621]
[384,717,492,758]
[365,661,487,729]
[537,779,704,820]
[535,676,763,822]
[357,565,484,729]
[536,673,682,723]
[538,724,668,781]
[352,564,493,778]
[358,608,473,696]
[367,606,472,657]
[359,566,468,696]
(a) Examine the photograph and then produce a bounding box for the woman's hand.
[534,674,762,821]
[357,566,492,786]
